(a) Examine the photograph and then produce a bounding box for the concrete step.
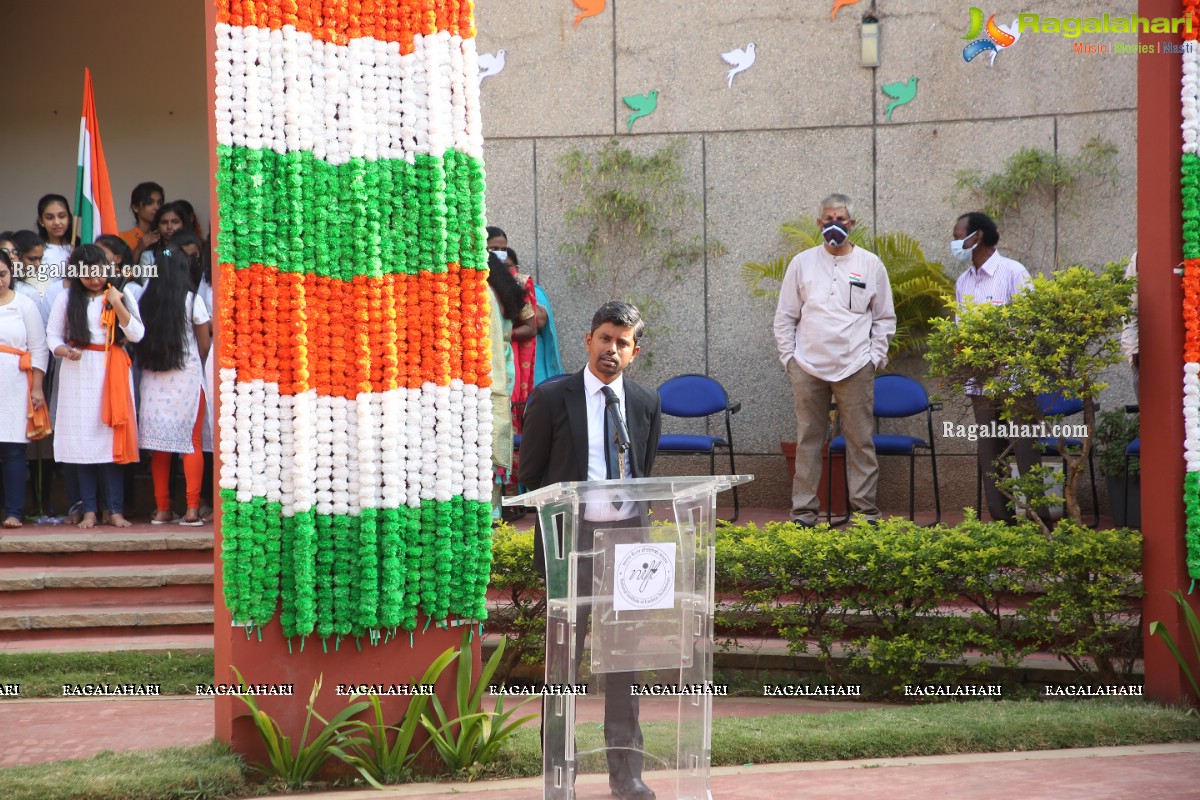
[0,528,214,568]
[0,564,214,608]
[0,603,214,644]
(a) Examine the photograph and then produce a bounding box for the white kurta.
[47,291,145,464]
[0,293,49,443]
[138,293,210,453]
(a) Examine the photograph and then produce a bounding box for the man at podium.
[519,300,663,800]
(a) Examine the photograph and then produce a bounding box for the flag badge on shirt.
[848,271,866,288]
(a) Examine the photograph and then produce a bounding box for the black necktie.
[601,386,623,479]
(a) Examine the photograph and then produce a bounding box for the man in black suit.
[519,300,662,800]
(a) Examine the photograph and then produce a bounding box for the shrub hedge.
[489,516,1143,694]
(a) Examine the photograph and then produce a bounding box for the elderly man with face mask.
[773,193,896,527]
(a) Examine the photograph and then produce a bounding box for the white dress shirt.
[954,250,1032,396]
[582,367,635,522]
[773,244,896,382]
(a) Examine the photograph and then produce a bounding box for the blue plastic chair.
[1037,392,1100,527]
[656,374,742,520]
[827,374,941,525]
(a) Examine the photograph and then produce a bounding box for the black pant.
[540,515,645,785]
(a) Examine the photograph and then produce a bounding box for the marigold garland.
[1182,22,1200,580]
[216,0,494,642]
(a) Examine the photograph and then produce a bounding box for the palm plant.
[742,216,955,357]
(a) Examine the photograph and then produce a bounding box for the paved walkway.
[2,695,1199,799]
[290,744,1200,800]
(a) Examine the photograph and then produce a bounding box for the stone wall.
[483,0,1140,510]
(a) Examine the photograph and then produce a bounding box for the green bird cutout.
[623,90,658,133]
[880,76,918,122]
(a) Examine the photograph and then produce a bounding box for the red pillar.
[203,0,475,763]
[1139,0,1200,705]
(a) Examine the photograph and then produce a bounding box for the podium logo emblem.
[613,543,676,611]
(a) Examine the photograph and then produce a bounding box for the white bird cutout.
[721,43,756,89]
[477,49,506,85]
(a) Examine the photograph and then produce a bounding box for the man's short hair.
[590,300,646,343]
[958,211,1000,247]
[819,193,855,219]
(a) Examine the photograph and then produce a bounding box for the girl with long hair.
[47,244,143,529]
[0,250,49,527]
[135,247,211,526]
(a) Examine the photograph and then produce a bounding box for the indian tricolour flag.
[73,68,117,245]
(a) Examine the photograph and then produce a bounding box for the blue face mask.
[822,222,850,246]
[489,248,509,263]
[950,231,978,264]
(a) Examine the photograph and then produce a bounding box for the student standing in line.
[135,248,210,526]
[119,181,165,263]
[47,244,143,529]
[0,250,49,528]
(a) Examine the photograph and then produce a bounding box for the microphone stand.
[604,392,633,480]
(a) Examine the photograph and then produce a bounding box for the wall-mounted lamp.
[861,15,880,68]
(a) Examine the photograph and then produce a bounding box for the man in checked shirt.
[951,211,1038,524]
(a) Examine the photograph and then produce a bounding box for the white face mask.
[489,248,508,263]
[950,232,978,265]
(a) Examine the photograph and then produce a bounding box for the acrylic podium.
[505,475,753,800]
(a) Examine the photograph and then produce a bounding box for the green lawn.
[0,651,214,698]
[2,699,1195,800]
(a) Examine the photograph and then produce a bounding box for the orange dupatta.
[82,298,138,464]
[0,344,52,439]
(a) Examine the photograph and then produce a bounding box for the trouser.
[77,463,125,515]
[971,396,1039,524]
[788,361,879,523]
[152,396,206,511]
[0,442,26,519]
[539,516,644,784]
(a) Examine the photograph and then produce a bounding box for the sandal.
[2,517,22,529]
[151,512,182,525]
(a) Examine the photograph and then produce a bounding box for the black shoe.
[791,517,816,528]
[610,777,656,800]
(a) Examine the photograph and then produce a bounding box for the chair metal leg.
[726,445,739,522]
[825,447,850,527]
[908,451,916,522]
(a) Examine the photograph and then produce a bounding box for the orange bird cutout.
[573,0,605,30]
[830,0,863,20]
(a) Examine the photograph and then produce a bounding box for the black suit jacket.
[519,368,662,572]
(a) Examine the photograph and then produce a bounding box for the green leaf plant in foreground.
[329,645,462,788]
[231,668,370,789]
[420,629,539,778]
[1149,590,1200,702]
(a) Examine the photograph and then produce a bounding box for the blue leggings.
[0,442,26,520]
[76,463,125,515]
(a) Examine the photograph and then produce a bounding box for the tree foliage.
[925,263,1134,530]
[559,137,718,299]
[950,137,1119,269]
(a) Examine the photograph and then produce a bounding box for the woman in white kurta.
[47,245,144,529]
[135,247,211,527]
[0,252,48,527]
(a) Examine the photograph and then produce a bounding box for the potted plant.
[926,263,1134,534]
[1095,408,1140,527]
